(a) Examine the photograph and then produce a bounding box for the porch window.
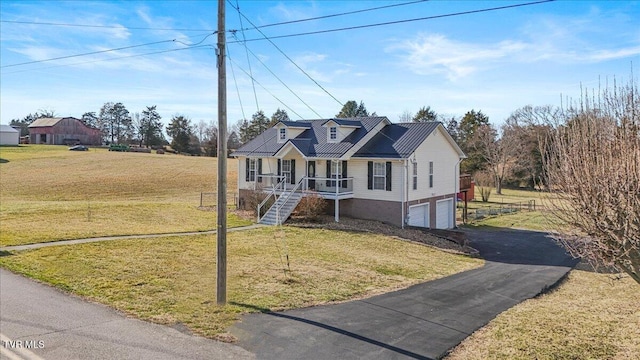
[413,162,418,190]
[429,161,434,188]
[282,159,292,184]
[373,162,386,190]
[279,128,287,141]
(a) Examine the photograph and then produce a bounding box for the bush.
[244,187,273,217]
[475,171,493,202]
[294,191,326,221]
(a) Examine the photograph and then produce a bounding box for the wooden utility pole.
[216,0,228,306]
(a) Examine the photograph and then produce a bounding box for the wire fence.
[468,200,536,220]
[199,192,238,209]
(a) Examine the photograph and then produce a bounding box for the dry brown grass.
[0,145,248,246]
[446,270,640,360]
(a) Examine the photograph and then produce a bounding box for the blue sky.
[1,0,639,130]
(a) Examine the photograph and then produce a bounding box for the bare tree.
[398,110,413,123]
[472,123,513,195]
[543,78,640,284]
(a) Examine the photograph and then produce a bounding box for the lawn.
[0,227,483,341]
[459,188,561,231]
[446,270,640,360]
[0,145,249,246]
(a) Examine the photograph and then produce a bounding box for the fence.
[199,192,238,209]
[469,200,536,220]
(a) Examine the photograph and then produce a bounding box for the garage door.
[408,203,429,227]
[436,199,454,229]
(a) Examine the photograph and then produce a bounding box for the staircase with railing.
[259,178,305,225]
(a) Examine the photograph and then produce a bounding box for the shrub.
[243,187,273,217]
[475,171,493,202]
[295,191,326,221]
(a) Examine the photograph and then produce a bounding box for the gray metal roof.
[353,122,441,158]
[321,118,362,127]
[231,117,387,158]
[275,120,312,128]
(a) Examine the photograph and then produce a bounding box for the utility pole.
[216,0,228,306]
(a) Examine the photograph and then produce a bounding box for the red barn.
[28,117,102,145]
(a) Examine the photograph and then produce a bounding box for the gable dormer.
[322,119,362,143]
[274,121,312,143]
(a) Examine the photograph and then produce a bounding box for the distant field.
[0,145,248,246]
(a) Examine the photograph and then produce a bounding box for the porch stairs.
[259,189,303,225]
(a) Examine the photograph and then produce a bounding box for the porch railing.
[257,177,287,222]
[255,174,285,190]
[304,176,354,194]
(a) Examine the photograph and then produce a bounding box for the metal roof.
[275,120,312,128]
[28,117,65,127]
[0,124,19,133]
[353,122,441,158]
[231,117,387,158]
[321,118,362,127]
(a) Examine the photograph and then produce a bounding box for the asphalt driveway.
[230,228,578,360]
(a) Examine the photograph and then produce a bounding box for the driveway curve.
[230,228,578,360]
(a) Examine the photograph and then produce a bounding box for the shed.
[28,117,102,145]
[0,124,20,145]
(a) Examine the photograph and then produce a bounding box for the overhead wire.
[230,32,323,118]
[227,0,344,108]
[234,0,260,113]
[228,0,556,43]
[227,46,248,123]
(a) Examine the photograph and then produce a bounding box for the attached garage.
[408,203,429,228]
[0,125,20,145]
[436,198,454,229]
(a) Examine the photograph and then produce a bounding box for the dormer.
[322,119,362,143]
[274,121,312,143]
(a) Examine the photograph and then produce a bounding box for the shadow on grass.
[0,250,14,257]
[0,158,8,163]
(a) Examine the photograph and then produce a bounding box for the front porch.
[254,174,355,200]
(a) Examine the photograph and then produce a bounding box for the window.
[248,159,256,182]
[373,162,386,190]
[282,159,292,184]
[413,162,418,190]
[429,161,434,188]
[330,160,342,187]
[329,127,337,141]
[279,128,287,141]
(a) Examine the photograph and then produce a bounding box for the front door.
[307,161,316,190]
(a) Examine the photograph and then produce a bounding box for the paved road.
[0,269,253,360]
[231,228,578,360]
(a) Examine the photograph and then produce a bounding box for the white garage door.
[436,199,454,229]
[408,204,429,228]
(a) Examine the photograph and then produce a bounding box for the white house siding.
[408,126,459,202]
[0,125,19,145]
[349,159,404,202]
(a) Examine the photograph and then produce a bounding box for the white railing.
[304,176,354,194]
[275,178,305,224]
[257,177,287,222]
[255,174,285,190]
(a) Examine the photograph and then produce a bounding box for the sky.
[1,0,639,131]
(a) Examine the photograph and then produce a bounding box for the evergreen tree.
[227,131,242,149]
[139,105,165,147]
[81,112,99,128]
[413,106,438,122]
[458,109,490,174]
[270,108,290,126]
[166,115,193,153]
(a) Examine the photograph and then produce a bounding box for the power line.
[227,54,305,120]
[1,40,177,68]
[229,0,556,43]
[235,0,260,112]
[0,0,429,33]
[1,45,212,75]
[228,1,344,107]
[236,0,428,31]
[0,19,213,32]
[236,36,323,118]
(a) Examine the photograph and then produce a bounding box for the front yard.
[0,226,482,341]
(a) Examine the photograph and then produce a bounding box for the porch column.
[334,160,339,222]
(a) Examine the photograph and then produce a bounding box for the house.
[232,117,465,229]
[28,117,102,145]
[0,124,20,145]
